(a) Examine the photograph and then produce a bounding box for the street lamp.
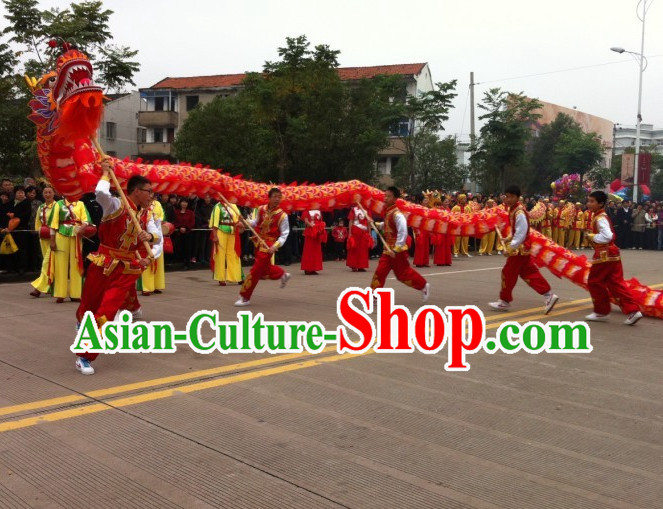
[610,0,652,204]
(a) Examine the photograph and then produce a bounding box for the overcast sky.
[3,0,662,141]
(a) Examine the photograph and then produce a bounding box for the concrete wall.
[98,91,141,159]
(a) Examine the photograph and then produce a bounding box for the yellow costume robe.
[210,202,242,283]
[451,204,472,255]
[140,200,166,293]
[49,200,90,299]
[30,201,56,294]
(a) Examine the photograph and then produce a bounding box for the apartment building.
[137,63,434,170]
[98,91,141,159]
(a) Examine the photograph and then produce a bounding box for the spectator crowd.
[1,175,662,279]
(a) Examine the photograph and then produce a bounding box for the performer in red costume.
[433,197,453,266]
[489,185,559,314]
[370,187,430,301]
[75,160,161,375]
[413,197,430,268]
[346,205,370,272]
[235,188,291,306]
[300,209,327,275]
[584,190,642,325]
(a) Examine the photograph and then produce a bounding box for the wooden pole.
[354,199,395,256]
[217,194,270,251]
[494,225,508,252]
[92,138,153,259]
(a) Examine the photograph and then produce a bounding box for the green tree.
[470,89,542,194]
[0,0,140,177]
[530,113,578,192]
[175,35,401,184]
[651,169,663,200]
[552,128,603,181]
[388,80,457,191]
[391,133,464,194]
[584,166,613,190]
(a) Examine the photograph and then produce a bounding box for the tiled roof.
[149,63,427,90]
[337,63,426,81]
[151,74,248,89]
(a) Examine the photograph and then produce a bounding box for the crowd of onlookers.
[2,176,662,278]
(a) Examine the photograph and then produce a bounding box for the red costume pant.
[346,227,370,269]
[587,260,639,315]
[301,235,323,271]
[413,231,430,267]
[76,263,141,361]
[433,234,453,265]
[371,251,426,291]
[499,254,551,303]
[240,250,284,300]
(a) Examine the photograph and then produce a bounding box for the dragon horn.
[24,74,36,92]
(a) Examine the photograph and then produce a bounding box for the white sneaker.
[453,253,458,258]
[544,294,559,315]
[132,307,143,320]
[280,272,291,289]
[489,300,510,311]
[465,254,472,258]
[585,312,609,322]
[422,283,430,303]
[75,357,94,375]
[234,298,250,307]
[624,311,643,326]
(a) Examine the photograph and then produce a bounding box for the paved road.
[0,251,661,508]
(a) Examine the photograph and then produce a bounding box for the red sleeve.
[348,209,355,221]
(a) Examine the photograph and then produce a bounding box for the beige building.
[531,100,614,168]
[98,92,141,159]
[138,63,434,170]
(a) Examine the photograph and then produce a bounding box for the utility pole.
[469,72,476,147]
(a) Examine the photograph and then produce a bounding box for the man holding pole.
[489,185,558,314]
[234,188,291,306]
[368,187,430,301]
[74,159,160,375]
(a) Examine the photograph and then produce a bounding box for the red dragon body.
[26,49,663,318]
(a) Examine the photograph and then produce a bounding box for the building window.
[154,97,164,111]
[137,127,147,143]
[186,95,199,111]
[388,118,411,137]
[153,128,164,143]
[105,122,116,140]
[377,158,389,175]
[106,151,117,157]
[167,128,175,143]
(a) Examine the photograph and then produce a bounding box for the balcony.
[138,111,178,128]
[138,142,172,157]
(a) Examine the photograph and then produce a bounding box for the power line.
[475,54,663,86]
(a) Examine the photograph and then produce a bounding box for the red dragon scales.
[26,49,663,318]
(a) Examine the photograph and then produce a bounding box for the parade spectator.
[616,200,632,248]
[165,194,178,223]
[1,179,14,200]
[631,204,646,250]
[194,194,215,265]
[331,219,348,260]
[644,205,658,250]
[173,198,195,269]
[11,186,32,274]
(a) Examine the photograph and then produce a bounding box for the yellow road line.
[483,282,663,323]
[0,352,366,433]
[1,282,660,423]
[0,349,333,418]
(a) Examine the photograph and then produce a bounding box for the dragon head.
[27,48,104,143]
